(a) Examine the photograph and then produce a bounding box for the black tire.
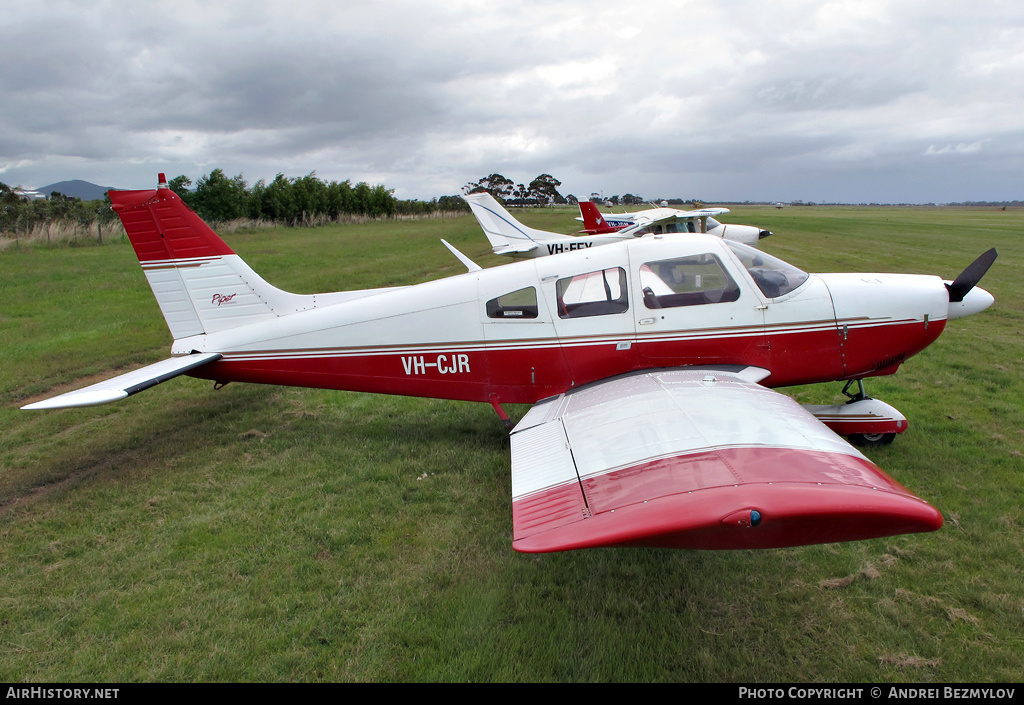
[848,432,896,447]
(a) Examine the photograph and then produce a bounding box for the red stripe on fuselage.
[188,319,944,403]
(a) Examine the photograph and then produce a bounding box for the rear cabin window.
[486,286,539,319]
[639,254,741,309]
[634,221,700,236]
[556,267,629,318]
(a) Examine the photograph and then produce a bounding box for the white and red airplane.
[24,175,997,553]
[465,191,764,257]
[579,200,773,244]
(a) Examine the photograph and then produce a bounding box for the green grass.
[0,206,1022,682]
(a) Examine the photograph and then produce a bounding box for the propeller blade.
[946,248,997,302]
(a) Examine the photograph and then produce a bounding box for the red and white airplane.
[24,175,997,553]
[465,191,764,257]
[579,200,773,244]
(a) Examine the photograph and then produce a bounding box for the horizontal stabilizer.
[22,353,222,410]
[440,239,482,272]
[493,243,539,255]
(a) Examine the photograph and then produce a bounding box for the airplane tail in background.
[110,174,323,340]
[578,201,623,234]
[462,191,557,256]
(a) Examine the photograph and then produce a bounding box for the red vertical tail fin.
[578,201,621,234]
[107,174,306,340]
[109,173,236,263]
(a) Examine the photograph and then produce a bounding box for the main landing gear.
[803,379,907,447]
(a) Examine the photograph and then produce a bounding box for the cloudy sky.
[3,0,1024,203]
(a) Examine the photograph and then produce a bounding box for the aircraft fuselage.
[179,235,951,406]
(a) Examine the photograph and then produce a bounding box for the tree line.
[1,171,472,238]
[168,169,469,223]
[0,183,120,237]
[4,169,599,240]
[461,173,662,208]
[463,173,575,206]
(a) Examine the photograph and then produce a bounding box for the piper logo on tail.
[212,293,238,306]
[401,354,471,375]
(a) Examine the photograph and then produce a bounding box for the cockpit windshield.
[725,240,809,298]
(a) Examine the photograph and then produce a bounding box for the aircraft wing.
[685,207,730,217]
[21,353,222,410]
[509,367,943,552]
[628,207,730,231]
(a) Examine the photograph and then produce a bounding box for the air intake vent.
[875,353,905,371]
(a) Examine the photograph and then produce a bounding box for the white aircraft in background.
[580,201,772,244]
[464,192,767,259]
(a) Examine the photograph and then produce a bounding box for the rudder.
[463,191,558,255]
[110,174,313,340]
[578,201,619,234]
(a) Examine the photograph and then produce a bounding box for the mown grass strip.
[0,206,1021,681]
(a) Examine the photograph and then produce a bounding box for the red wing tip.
[513,484,944,553]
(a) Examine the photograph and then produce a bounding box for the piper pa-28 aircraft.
[24,175,997,553]
[465,191,764,258]
[579,200,773,244]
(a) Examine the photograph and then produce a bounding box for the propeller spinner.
[945,248,997,320]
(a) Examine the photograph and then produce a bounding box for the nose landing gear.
[803,379,906,447]
[841,380,897,447]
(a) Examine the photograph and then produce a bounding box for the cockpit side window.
[640,254,740,309]
[556,267,629,318]
[486,286,539,319]
[662,221,698,234]
[724,240,809,298]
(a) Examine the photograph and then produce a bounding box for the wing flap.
[21,353,222,410]
[509,368,943,552]
[510,407,589,537]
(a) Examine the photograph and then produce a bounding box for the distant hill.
[35,179,118,201]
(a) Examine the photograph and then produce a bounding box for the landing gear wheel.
[848,432,896,447]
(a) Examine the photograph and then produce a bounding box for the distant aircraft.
[576,200,629,234]
[465,192,764,258]
[580,201,773,245]
[24,175,998,553]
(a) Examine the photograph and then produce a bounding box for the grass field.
[1,205,1022,682]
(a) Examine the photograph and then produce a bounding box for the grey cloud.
[3,1,1024,203]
